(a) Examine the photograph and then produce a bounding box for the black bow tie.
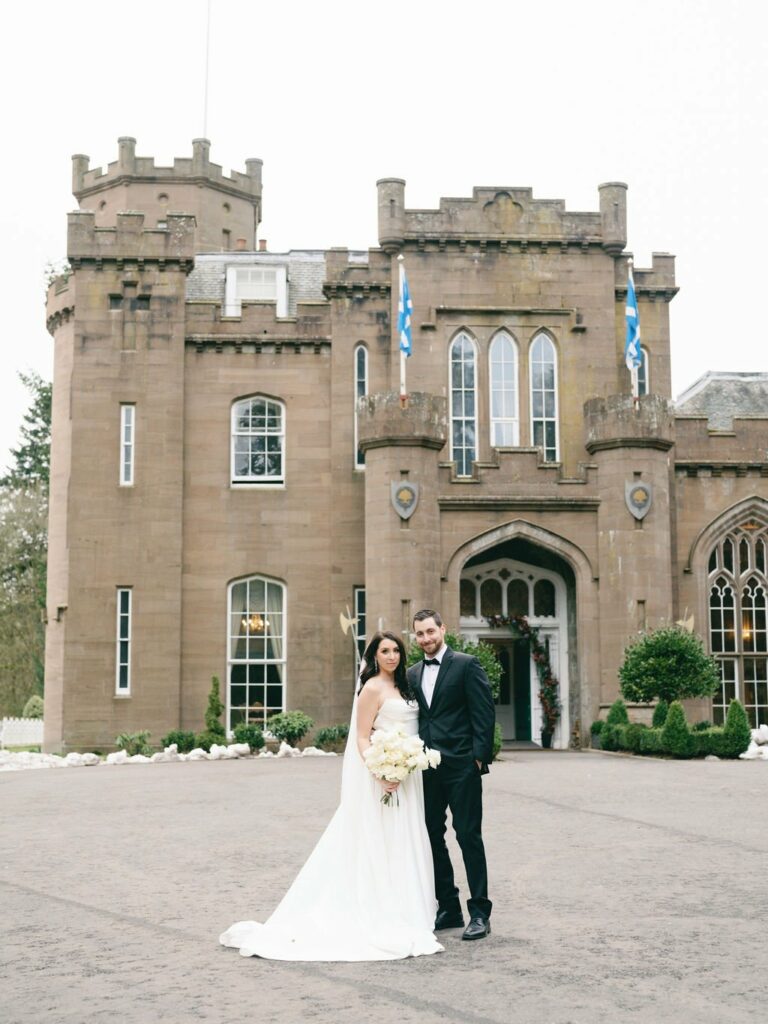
[423,658,440,666]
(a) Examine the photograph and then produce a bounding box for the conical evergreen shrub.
[661,701,695,758]
[652,700,669,728]
[606,698,630,726]
[719,699,752,758]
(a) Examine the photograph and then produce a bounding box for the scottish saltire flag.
[625,264,641,372]
[398,258,413,356]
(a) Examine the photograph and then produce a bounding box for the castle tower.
[44,210,196,752]
[358,393,447,637]
[71,137,263,252]
[585,394,676,707]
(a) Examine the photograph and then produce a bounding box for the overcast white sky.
[0,0,765,472]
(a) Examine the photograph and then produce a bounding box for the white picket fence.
[0,717,44,748]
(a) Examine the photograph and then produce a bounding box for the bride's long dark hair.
[357,631,414,701]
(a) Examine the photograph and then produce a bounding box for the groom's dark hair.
[413,609,443,627]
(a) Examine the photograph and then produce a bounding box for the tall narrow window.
[354,586,366,667]
[708,522,768,726]
[231,396,285,485]
[530,333,558,462]
[116,588,132,695]
[120,404,135,486]
[228,576,286,732]
[637,347,650,397]
[354,345,368,469]
[450,332,477,477]
[489,332,519,446]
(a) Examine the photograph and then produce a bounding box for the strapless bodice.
[373,697,420,735]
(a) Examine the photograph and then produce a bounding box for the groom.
[407,609,496,941]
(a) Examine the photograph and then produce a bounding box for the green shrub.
[204,676,226,739]
[194,731,227,752]
[624,722,647,754]
[719,699,752,758]
[160,729,197,753]
[652,700,669,728]
[692,728,723,757]
[115,731,152,756]
[590,720,605,736]
[407,632,502,701]
[313,724,349,751]
[492,722,503,761]
[233,723,265,751]
[606,699,630,726]
[619,627,720,705]
[639,728,664,755]
[661,701,695,758]
[22,695,44,719]
[600,724,620,751]
[692,720,713,732]
[267,711,314,746]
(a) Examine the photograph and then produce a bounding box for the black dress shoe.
[434,908,465,930]
[462,916,491,940]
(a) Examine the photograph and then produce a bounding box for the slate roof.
[675,372,768,429]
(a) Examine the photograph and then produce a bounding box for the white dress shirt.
[421,644,447,707]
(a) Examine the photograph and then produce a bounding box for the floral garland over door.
[486,614,562,737]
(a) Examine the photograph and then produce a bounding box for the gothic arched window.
[228,575,286,732]
[529,333,558,462]
[489,331,519,447]
[354,344,368,469]
[450,332,477,477]
[708,523,768,727]
[637,347,650,397]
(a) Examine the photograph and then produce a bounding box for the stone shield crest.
[625,481,653,521]
[391,481,419,520]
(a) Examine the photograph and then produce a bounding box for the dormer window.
[224,265,288,317]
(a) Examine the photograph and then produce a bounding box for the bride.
[219,630,444,961]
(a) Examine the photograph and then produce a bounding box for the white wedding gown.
[219,697,444,961]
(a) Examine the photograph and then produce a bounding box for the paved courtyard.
[2,750,767,1024]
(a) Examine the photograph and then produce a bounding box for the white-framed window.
[120,404,135,486]
[529,333,559,462]
[450,331,477,477]
[231,396,285,485]
[353,586,366,669]
[708,522,768,727]
[116,587,132,695]
[489,331,519,447]
[227,576,286,732]
[354,345,368,469]
[224,265,288,317]
[637,346,650,397]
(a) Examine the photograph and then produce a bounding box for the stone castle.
[44,137,768,752]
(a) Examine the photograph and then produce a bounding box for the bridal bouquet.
[363,728,441,806]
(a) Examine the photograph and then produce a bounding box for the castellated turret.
[71,137,263,253]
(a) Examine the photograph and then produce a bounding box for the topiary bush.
[692,728,723,757]
[204,676,226,740]
[652,700,669,728]
[160,729,197,753]
[313,724,349,751]
[406,632,502,701]
[692,720,713,732]
[233,723,265,751]
[623,722,647,754]
[267,710,314,746]
[606,699,630,726]
[639,728,664,755]
[719,699,752,758]
[22,694,44,719]
[115,731,152,756]
[194,731,227,752]
[600,724,620,751]
[660,701,695,758]
[492,722,503,761]
[619,627,720,705]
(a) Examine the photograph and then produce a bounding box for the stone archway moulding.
[442,518,597,587]
[684,495,768,575]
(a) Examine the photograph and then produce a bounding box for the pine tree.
[2,372,51,493]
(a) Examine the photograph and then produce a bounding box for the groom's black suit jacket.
[407,647,496,772]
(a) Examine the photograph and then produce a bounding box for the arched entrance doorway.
[457,539,576,748]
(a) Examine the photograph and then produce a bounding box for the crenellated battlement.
[67,210,196,267]
[584,394,676,453]
[614,252,678,302]
[675,415,768,470]
[73,137,262,199]
[376,178,631,255]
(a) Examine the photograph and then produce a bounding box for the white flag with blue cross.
[397,256,413,357]
[625,262,641,373]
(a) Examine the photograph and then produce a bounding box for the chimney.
[235,237,247,251]
[258,239,268,252]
